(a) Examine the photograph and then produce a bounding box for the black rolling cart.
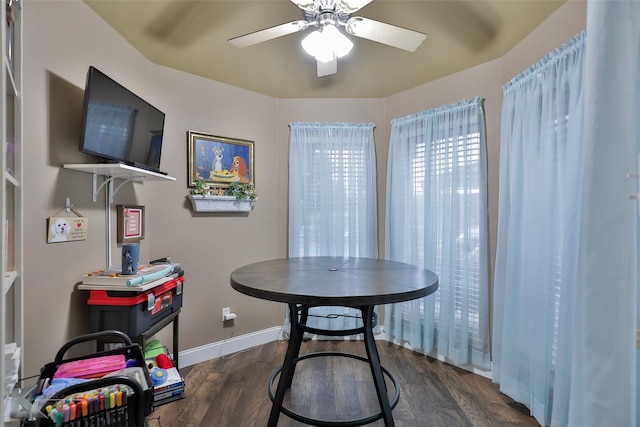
[23,331,154,427]
[79,272,184,367]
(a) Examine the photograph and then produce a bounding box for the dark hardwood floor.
[149,340,540,427]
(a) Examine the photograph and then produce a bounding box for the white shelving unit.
[1,0,23,424]
[63,163,175,267]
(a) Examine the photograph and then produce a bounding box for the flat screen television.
[79,66,166,174]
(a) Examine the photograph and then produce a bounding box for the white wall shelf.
[187,194,255,212]
[63,163,176,203]
[63,163,176,267]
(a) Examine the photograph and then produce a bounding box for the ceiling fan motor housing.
[302,0,352,27]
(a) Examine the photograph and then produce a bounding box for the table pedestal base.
[267,304,398,427]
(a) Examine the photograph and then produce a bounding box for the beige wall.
[24,1,284,376]
[22,0,586,378]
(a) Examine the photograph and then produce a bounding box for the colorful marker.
[70,401,75,417]
[63,403,70,422]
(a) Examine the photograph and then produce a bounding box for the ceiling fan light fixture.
[301,29,322,56]
[301,24,353,63]
[324,24,353,58]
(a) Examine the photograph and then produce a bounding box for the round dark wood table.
[230,256,439,427]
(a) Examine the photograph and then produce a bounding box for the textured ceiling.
[85,0,565,99]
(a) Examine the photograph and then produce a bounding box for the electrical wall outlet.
[222,307,237,321]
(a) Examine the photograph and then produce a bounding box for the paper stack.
[153,367,185,406]
[80,264,183,291]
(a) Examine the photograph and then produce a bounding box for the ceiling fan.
[228,0,427,77]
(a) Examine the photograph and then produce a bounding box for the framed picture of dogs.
[187,131,255,188]
[116,205,145,243]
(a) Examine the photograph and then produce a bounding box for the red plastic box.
[88,276,184,338]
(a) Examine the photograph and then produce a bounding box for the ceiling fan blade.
[290,0,316,12]
[317,56,338,77]
[229,20,309,48]
[339,0,374,13]
[345,17,427,52]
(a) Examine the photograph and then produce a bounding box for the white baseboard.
[175,326,490,381]
[177,326,283,368]
[176,325,384,368]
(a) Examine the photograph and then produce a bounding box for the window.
[384,98,490,369]
[288,122,378,333]
[288,122,377,259]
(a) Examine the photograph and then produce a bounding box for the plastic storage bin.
[88,277,184,338]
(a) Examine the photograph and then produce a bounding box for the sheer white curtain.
[568,2,639,426]
[384,97,490,369]
[492,33,585,426]
[288,122,378,333]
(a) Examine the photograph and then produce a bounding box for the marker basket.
[24,330,154,427]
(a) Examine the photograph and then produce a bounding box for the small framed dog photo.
[117,205,145,243]
[47,216,89,243]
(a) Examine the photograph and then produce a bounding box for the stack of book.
[153,367,185,406]
[3,342,20,421]
[81,263,182,290]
